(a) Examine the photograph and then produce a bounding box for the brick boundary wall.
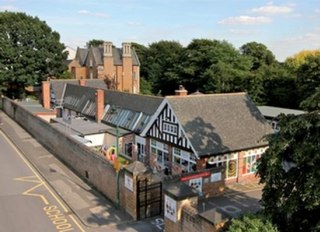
[1,97,138,218]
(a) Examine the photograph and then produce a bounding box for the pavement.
[0,111,162,232]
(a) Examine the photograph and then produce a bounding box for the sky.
[1,0,319,61]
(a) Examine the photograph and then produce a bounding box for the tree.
[142,40,183,95]
[285,50,320,72]
[240,42,276,71]
[0,12,67,99]
[257,112,320,232]
[300,87,320,112]
[296,54,320,106]
[179,39,251,94]
[86,39,104,47]
[226,214,278,232]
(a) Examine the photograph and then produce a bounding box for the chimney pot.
[175,85,188,96]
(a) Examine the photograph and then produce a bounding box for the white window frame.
[172,147,196,173]
[208,153,238,179]
[163,122,178,135]
[243,148,266,175]
[150,139,169,168]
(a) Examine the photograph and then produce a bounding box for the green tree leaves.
[257,112,320,232]
[226,214,278,232]
[0,12,67,98]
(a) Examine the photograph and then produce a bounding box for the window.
[172,147,196,172]
[243,153,260,174]
[124,143,133,158]
[206,153,238,179]
[163,122,178,135]
[137,143,145,162]
[150,139,169,168]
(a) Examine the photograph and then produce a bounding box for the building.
[68,42,140,94]
[258,106,305,132]
[42,83,272,194]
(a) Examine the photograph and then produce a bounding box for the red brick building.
[68,42,140,94]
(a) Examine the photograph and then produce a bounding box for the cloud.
[0,5,18,11]
[251,3,294,15]
[218,16,272,25]
[77,10,109,18]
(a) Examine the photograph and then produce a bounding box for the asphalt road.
[0,130,85,232]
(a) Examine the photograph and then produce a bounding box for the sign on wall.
[211,172,222,182]
[124,174,133,192]
[189,177,202,192]
[164,195,177,222]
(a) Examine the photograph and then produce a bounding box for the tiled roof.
[75,46,140,67]
[78,48,89,66]
[102,91,163,132]
[50,80,79,105]
[63,84,97,118]
[62,84,163,133]
[50,79,108,106]
[85,80,108,89]
[166,93,273,156]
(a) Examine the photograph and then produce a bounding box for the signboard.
[164,195,177,222]
[180,171,210,182]
[211,172,222,182]
[189,177,202,192]
[124,174,133,192]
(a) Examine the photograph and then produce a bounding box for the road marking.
[15,176,49,205]
[1,130,86,232]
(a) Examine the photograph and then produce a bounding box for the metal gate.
[136,178,162,220]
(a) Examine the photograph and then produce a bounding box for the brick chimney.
[79,79,86,86]
[42,81,51,109]
[122,42,131,57]
[175,85,188,96]
[122,42,133,92]
[95,89,104,123]
[103,41,114,80]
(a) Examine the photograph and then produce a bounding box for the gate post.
[122,161,148,220]
[163,182,199,232]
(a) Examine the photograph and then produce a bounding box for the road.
[0,130,85,232]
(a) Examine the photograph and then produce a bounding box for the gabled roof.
[166,93,273,156]
[77,48,89,66]
[90,47,103,66]
[74,45,140,67]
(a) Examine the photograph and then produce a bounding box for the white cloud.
[77,10,109,18]
[0,5,18,11]
[229,29,258,35]
[218,16,272,25]
[251,3,294,15]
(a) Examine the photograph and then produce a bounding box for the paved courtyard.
[198,182,263,224]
